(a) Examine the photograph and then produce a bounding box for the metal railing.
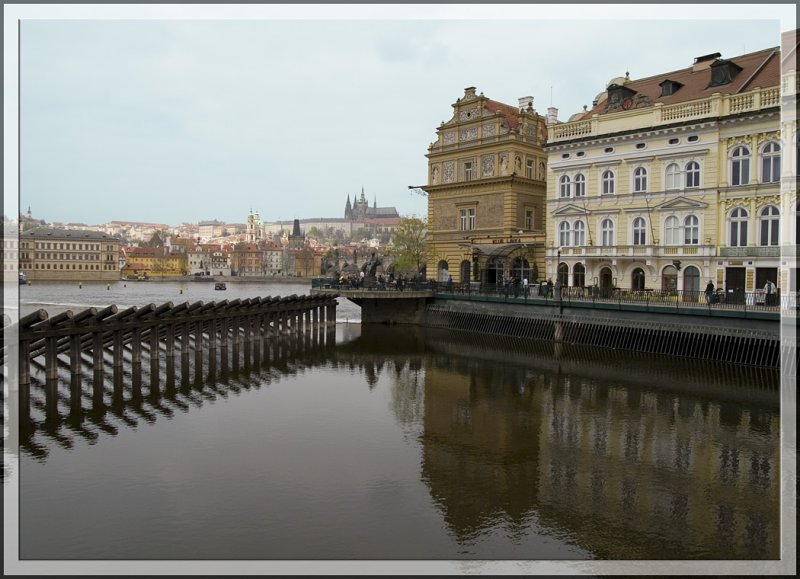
[430,283,795,314]
[311,277,796,314]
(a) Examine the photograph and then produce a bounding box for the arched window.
[761,142,781,183]
[460,260,472,284]
[573,263,586,288]
[559,175,571,198]
[601,219,615,246]
[731,145,750,186]
[684,215,699,245]
[665,163,681,190]
[759,205,779,246]
[573,220,585,246]
[685,161,700,188]
[664,216,680,245]
[559,221,571,247]
[730,207,748,247]
[557,262,569,287]
[633,167,647,193]
[661,264,678,292]
[437,260,449,283]
[602,170,615,194]
[574,174,586,197]
[632,267,646,291]
[632,217,647,245]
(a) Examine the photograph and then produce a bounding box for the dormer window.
[709,59,743,87]
[606,84,638,111]
[659,79,684,97]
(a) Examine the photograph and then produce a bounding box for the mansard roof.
[574,44,784,121]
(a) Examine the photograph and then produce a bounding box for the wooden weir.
[7,294,338,387]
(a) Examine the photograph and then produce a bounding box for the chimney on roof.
[464,86,477,100]
[693,52,721,72]
[546,107,559,125]
[518,96,534,112]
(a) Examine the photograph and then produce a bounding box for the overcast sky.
[8,4,795,227]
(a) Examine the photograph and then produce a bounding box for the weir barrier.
[3,294,338,388]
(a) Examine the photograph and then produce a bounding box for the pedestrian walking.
[705,280,715,304]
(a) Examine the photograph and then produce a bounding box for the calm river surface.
[11,281,781,560]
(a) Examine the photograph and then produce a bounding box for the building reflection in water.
[414,328,780,559]
[12,322,780,559]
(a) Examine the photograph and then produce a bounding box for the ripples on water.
[7,282,782,560]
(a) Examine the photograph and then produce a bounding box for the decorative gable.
[653,196,708,211]
[552,203,591,217]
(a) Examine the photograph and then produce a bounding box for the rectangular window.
[464,161,474,181]
[525,160,534,179]
[525,210,533,230]
[459,207,476,231]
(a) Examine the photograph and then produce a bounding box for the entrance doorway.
[725,267,746,304]
[682,265,700,301]
[460,260,471,284]
[599,267,613,298]
[437,260,449,282]
[661,265,678,293]
[755,267,778,290]
[632,267,646,291]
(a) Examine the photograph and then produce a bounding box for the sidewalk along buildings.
[18,227,121,281]
[544,35,795,296]
[420,87,550,284]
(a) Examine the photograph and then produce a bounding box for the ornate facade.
[423,87,549,284]
[544,37,795,296]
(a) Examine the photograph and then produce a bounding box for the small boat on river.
[215,282,227,291]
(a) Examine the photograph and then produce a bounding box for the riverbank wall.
[422,299,790,370]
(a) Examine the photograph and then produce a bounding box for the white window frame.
[760,142,781,184]
[665,163,681,190]
[684,215,699,245]
[559,220,571,247]
[685,161,701,188]
[633,167,647,193]
[729,207,748,247]
[759,205,779,246]
[559,175,571,198]
[632,217,647,245]
[573,220,585,246]
[730,145,750,186]
[600,218,615,246]
[601,170,615,195]
[664,215,681,245]
[574,174,586,197]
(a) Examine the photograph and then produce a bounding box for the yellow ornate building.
[122,246,185,278]
[421,87,549,285]
[544,38,794,296]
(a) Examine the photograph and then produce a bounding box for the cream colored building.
[421,87,549,285]
[545,40,793,297]
[19,227,121,281]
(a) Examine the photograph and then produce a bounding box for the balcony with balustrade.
[548,86,782,144]
[547,244,717,260]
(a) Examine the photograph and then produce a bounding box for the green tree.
[391,217,427,275]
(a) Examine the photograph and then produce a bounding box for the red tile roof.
[484,98,520,129]
[574,44,785,121]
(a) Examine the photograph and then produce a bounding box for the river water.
[7,281,782,561]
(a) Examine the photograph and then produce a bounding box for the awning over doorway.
[470,243,529,259]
